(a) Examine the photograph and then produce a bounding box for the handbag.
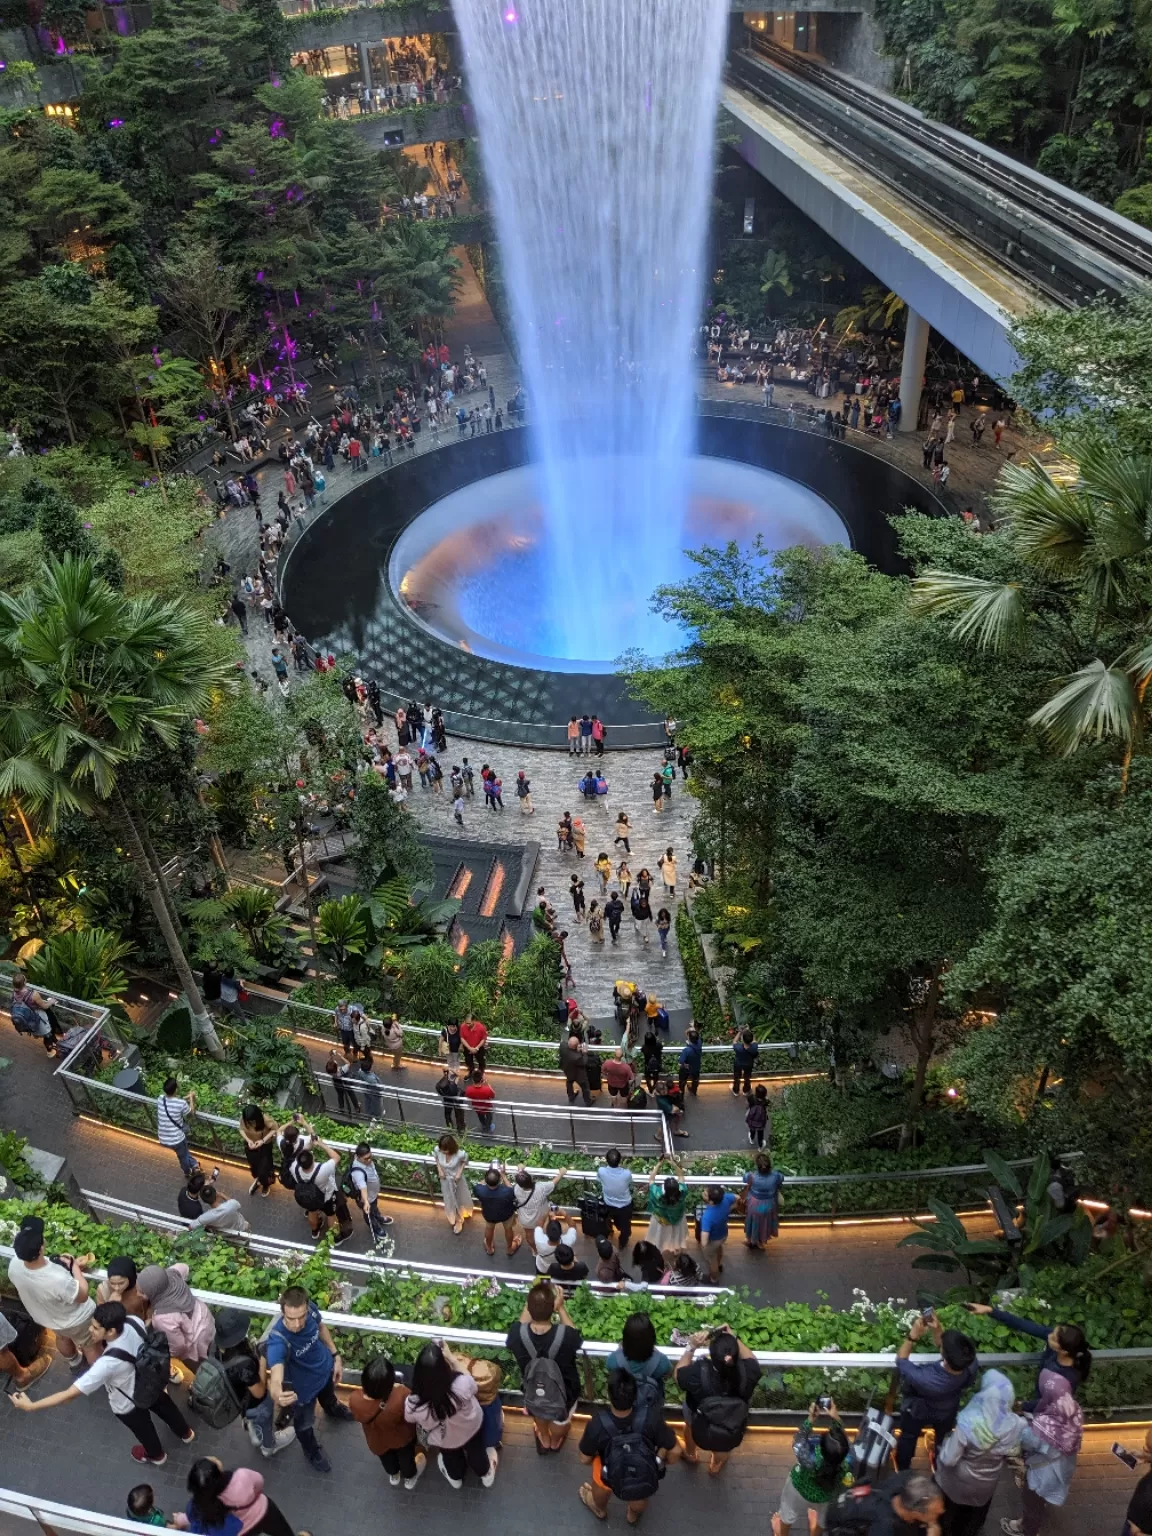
[437,1034,450,1059]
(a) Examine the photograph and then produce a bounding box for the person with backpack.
[577,1366,682,1522]
[505,1281,584,1453]
[11,1299,195,1466]
[7,968,56,1051]
[349,1353,424,1489]
[775,1399,853,1533]
[266,1285,355,1474]
[824,1471,945,1534]
[674,1324,762,1477]
[746,1084,770,1148]
[195,1308,294,1459]
[291,1140,354,1245]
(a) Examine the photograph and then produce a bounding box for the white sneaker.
[437,1454,462,1490]
[389,1474,401,1487]
[403,1454,427,1490]
[260,1426,296,1458]
[246,1419,262,1448]
[481,1448,498,1488]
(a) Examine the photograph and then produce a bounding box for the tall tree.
[0,556,237,1050]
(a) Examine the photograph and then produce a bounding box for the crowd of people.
[7,1202,1136,1534]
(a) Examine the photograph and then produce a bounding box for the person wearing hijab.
[1000,1369,1083,1535]
[935,1369,1024,1535]
[137,1264,216,1366]
[97,1257,148,1318]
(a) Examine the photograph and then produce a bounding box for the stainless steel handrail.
[80,1190,733,1297]
[56,1058,1069,1196]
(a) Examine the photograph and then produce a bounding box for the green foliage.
[350,771,430,890]
[899,1149,1094,1290]
[223,1018,309,1097]
[153,1000,194,1054]
[24,926,132,1007]
[0,1129,43,1190]
[675,903,726,1038]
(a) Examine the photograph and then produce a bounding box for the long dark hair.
[814,1424,851,1488]
[630,1241,665,1285]
[708,1331,742,1393]
[1056,1323,1092,1381]
[186,1459,232,1530]
[410,1342,461,1422]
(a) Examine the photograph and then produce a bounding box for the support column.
[898,307,929,433]
[358,41,373,91]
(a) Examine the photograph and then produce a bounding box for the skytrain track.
[728,38,1152,306]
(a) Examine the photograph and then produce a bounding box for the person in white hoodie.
[935,1369,1024,1536]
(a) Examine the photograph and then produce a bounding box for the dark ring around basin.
[278,402,946,750]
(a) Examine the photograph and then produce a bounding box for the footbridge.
[725,37,1152,398]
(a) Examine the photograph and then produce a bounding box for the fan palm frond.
[1028,659,1139,754]
[908,571,1027,652]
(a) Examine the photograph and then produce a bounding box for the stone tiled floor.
[0,1350,1136,1536]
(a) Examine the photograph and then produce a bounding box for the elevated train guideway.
[725,37,1152,382]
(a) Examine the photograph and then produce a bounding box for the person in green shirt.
[644,1164,689,1248]
[775,1399,852,1533]
[126,1486,166,1526]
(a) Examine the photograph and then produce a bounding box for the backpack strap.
[519,1323,538,1357]
[545,1325,565,1361]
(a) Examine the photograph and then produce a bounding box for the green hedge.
[72,1061,1007,1217]
[2,1198,1148,1411]
[676,903,727,1040]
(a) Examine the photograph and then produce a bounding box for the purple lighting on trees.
[269,117,285,137]
[108,118,125,128]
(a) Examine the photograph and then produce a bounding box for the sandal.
[579,1485,607,1521]
[680,1452,700,1466]
[484,1242,495,1256]
[507,1236,523,1255]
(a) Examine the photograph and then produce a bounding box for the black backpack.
[690,1364,749,1452]
[824,1484,885,1535]
[599,1393,664,1503]
[107,1317,171,1408]
[293,1166,326,1212]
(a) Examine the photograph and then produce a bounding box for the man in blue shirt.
[596,1148,635,1248]
[266,1285,353,1473]
[698,1185,738,1280]
[678,1027,702,1098]
[893,1311,978,1469]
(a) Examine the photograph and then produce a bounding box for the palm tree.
[0,557,237,1051]
[834,284,907,337]
[909,446,1152,769]
[758,249,794,315]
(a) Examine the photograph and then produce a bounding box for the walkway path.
[4,1024,967,1307]
[0,1351,1134,1536]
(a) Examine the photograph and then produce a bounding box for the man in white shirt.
[292,1142,354,1244]
[7,1215,97,1366]
[10,1299,195,1465]
[156,1075,198,1176]
[533,1216,578,1275]
[188,1186,250,1235]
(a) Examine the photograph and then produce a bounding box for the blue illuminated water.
[450,0,731,661]
[389,457,851,672]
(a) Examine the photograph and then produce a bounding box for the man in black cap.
[213,1307,295,1459]
[6,1216,97,1368]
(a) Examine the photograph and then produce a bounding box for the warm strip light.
[479,860,506,917]
[447,866,472,900]
[453,930,471,955]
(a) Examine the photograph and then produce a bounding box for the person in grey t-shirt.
[597,1148,634,1247]
[188,1186,250,1235]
